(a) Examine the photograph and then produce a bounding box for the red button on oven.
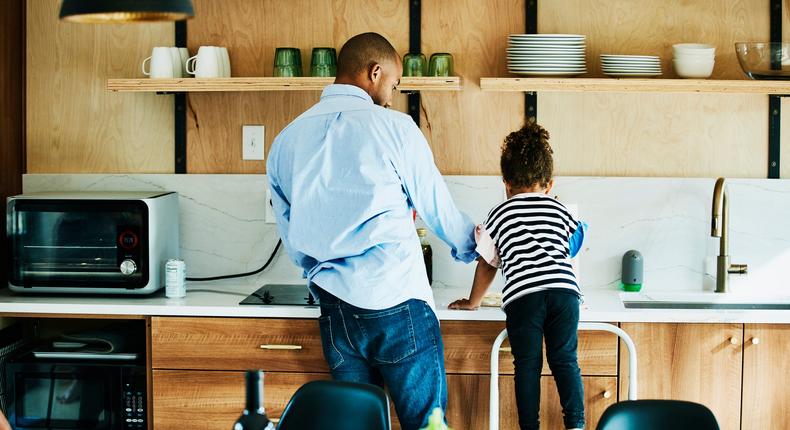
[118,231,139,250]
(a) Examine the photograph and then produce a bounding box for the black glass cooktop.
[239,284,317,306]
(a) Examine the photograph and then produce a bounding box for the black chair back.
[276,380,390,430]
[596,400,720,430]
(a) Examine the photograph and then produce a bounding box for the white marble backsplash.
[23,174,790,296]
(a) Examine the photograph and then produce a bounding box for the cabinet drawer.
[151,317,329,372]
[152,370,329,430]
[442,321,618,376]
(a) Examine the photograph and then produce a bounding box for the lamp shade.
[59,0,194,23]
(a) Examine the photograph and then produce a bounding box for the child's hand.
[448,298,479,310]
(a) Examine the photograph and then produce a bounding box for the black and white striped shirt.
[481,193,582,308]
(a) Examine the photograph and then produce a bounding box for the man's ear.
[368,62,382,83]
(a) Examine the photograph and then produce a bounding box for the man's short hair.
[337,32,399,77]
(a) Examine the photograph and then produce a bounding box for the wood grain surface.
[441,321,619,376]
[152,370,330,430]
[26,0,174,173]
[185,0,409,173]
[741,324,790,430]
[151,316,329,372]
[619,323,743,430]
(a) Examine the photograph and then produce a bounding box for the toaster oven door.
[7,199,148,289]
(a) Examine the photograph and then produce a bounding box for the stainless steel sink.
[622,301,790,310]
[620,292,790,310]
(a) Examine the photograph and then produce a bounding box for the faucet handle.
[728,264,748,274]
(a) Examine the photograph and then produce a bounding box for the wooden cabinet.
[152,369,330,430]
[151,317,620,429]
[618,323,743,430]
[151,316,328,372]
[442,321,619,376]
[443,375,616,429]
[742,324,790,430]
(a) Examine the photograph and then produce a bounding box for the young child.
[449,122,586,430]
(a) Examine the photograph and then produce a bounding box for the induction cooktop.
[239,283,317,306]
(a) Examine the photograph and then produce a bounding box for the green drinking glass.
[403,53,428,77]
[429,53,454,76]
[310,47,337,77]
[273,47,302,76]
[273,65,302,77]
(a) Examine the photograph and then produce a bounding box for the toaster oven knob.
[120,259,137,275]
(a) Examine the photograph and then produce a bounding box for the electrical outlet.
[265,189,276,224]
[242,125,265,160]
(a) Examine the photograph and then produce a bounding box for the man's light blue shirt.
[267,84,478,310]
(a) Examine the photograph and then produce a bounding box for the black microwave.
[5,357,147,430]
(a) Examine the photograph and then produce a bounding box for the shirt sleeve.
[266,143,318,277]
[394,119,478,264]
[475,225,501,268]
[569,221,588,258]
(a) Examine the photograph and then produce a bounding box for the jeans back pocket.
[318,315,344,370]
[353,304,417,364]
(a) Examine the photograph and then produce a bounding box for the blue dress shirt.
[267,84,478,310]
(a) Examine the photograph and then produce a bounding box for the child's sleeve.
[474,224,501,268]
[569,221,588,259]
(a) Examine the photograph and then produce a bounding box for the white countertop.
[1,281,789,323]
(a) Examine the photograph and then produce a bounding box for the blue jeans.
[505,290,585,430]
[315,287,447,430]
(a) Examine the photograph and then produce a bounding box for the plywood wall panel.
[421,0,525,175]
[534,0,784,178]
[186,0,409,173]
[26,0,174,173]
[539,0,774,80]
[541,92,768,178]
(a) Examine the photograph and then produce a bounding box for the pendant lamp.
[59,0,194,23]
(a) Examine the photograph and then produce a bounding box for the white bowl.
[673,59,714,78]
[673,43,716,56]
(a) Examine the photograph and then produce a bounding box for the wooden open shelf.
[479,77,790,94]
[106,76,462,92]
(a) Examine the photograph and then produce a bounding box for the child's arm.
[449,257,498,310]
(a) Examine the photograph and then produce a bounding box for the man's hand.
[448,298,479,310]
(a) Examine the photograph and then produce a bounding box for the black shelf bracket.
[407,0,421,126]
[768,0,782,178]
[525,0,538,123]
[175,21,188,174]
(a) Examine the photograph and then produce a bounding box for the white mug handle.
[185,55,198,75]
[142,56,151,76]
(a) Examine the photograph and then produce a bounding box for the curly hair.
[500,121,554,189]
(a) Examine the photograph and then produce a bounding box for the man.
[267,32,477,430]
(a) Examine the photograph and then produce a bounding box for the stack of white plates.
[507,34,587,76]
[600,54,662,77]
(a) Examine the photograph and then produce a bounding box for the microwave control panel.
[123,380,146,429]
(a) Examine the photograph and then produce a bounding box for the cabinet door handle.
[603,391,612,399]
[260,344,303,350]
[729,337,739,345]
[499,347,512,353]
[750,337,760,345]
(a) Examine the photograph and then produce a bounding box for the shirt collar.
[510,192,549,199]
[321,84,374,104]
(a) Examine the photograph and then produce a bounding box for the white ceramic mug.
[178,47,189,77]
[218,47,231,77]
[186,46,223,78]
[142,47,181,78]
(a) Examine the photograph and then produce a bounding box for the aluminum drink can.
[165,259,186,298]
